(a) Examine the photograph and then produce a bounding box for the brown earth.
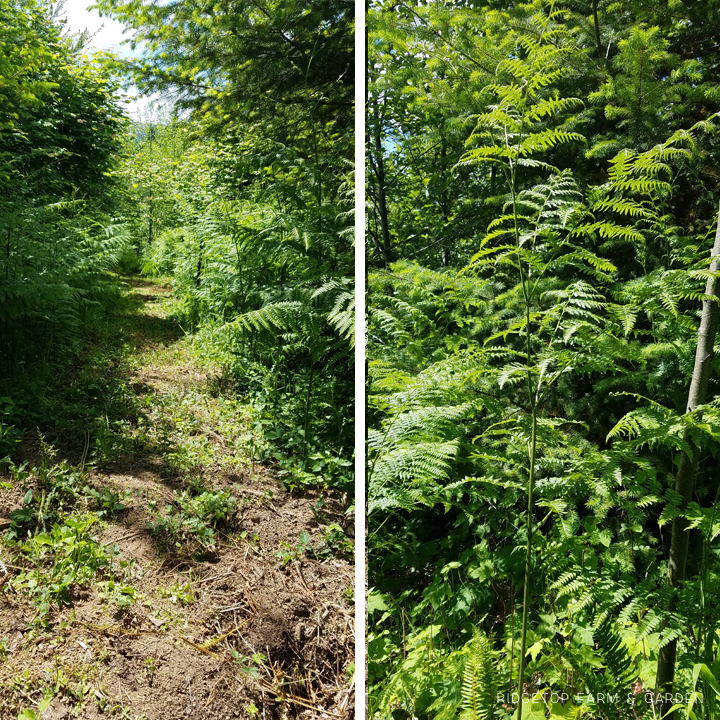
[0,280,355,720]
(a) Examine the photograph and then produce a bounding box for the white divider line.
[354,0,367,716]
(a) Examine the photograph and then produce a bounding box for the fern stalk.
[507,138,538,720]
[517,413,537,718]
[493,97,540,720]
[303,357,315,459]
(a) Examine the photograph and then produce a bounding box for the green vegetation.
[0,1,353,716]
[0,0,353,486]
[0,0,127,439]
[146,488,237,555]
[368,2,720,719]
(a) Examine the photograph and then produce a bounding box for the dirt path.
[0,280,354,720]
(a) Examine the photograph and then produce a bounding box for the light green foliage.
[0,0,58,139]
[157,580,194,605]
[274,530,312,568]
[97,580,136,608]
[12,515,117,615]
[460,631,497,720]
[16,695,52,720]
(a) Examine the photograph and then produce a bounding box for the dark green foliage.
[93,0,353,142]
[0,0,128,425]
[368,0,720,717]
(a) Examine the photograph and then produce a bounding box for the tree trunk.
[592,0,602,58]
[654,203,720,719]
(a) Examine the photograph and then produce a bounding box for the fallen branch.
[255,679,343,717]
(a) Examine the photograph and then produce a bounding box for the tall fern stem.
[303,359,315,460]
[517,415,537,720]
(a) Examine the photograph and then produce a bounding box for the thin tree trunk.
[592,0,602,58]
[654,203,720,719]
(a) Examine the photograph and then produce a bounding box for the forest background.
[0,0,355,495]
[367,1,720,719]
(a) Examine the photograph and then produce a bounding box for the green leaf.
[368,591,390,614]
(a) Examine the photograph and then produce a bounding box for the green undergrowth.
[1,447,178,614]
[1,278,351,501]
[1,432,352,623]
[1,446,234,607]
[0,281,172,462]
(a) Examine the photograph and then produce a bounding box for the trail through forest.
[0,280,354,720]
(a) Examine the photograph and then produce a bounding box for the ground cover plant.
[367,2,720,719]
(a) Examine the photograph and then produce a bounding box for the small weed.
[5,450,90,540]
[275,451,353,493]
[186,474,206,495]
[274,531,312,568]
[17,695,53,720]
[98,580,136,608]
[310,496,327,523]
[320,523,353,560]
[181,490,236,527]
[239,530,260,555]
[83,485,127,517]
[274,525,351,567]
[146,490,236,555]
[142,656,157,685]
[0,417,21,457]
[119,558,143,580]
[230,649,265,679]
[157,580,194,605]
